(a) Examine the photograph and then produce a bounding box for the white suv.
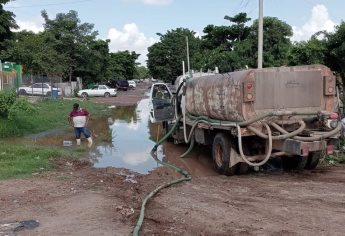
[18,83,61,96]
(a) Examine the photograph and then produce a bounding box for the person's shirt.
[69,108,89,127]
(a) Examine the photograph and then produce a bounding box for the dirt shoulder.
[90,82,151,106]
[1,153,345,236]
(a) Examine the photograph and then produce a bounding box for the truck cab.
[149,83,174,123]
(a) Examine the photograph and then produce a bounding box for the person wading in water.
[68,103,93,147]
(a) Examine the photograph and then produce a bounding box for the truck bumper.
[272,139,331,156]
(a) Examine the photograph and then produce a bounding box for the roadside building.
[0,61,22,91]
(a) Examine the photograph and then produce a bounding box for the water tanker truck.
[149,64,342,175]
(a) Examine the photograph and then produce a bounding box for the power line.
[5,0,96,9]
[243,0,250,10]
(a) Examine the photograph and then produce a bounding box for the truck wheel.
[46,91,51,97]
[212,133,237,176]
[305,152,320,170]
[282,155,307,171]
[104,92,110,97]
[81,92,88,98]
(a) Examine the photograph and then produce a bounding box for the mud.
[91,83,150,106]
[1,82,345,236]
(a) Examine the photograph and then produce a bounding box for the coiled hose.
[132,122,192,235]
[247,120,306,140]
[271,121,342,141]
[237,123,273,167]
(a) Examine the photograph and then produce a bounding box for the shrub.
[8,98,36,120]
[0,89,16,117]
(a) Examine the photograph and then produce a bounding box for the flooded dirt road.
[1,82,345,236]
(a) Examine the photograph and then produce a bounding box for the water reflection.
[91,99,164,174]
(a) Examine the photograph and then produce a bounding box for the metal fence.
[0,71,17,91]
[18,74,63,98]
[0,72,81,98]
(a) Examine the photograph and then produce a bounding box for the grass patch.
[0,99,108,179]
[0,99,109,138]
[0,142,78,180]
[323,151,345,165]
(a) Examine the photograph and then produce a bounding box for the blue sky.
[5,0,345,64]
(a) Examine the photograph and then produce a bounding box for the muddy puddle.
[5,98,217,176]
[89,98,165,174]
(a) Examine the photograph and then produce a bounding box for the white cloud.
[292,4,336,41]
[122,150,150,165]
[107,23,157,65]
[127,119,140,130]
[16,20,44,33]
[13,18,44,33]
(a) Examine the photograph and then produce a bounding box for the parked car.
[107,80,129,91]
[77,85,117,98]
[128,80,136,89]
[18,83,61,96]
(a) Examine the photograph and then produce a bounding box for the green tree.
[3,31,67,75]
[41,10,98,82]
[77,38,110,84]
[135,66,150,80]
[0,0,18,51]
[147,28,201,82]
[200,13,252,72]
[224,12,251,42]
[324,21,345,78]
[106,51,139,81]
[246,16,293,68]
[202,13,251,51]
[288,34,327,66]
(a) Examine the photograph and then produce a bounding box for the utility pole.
[258,0,263,68]
[186,36,191,77]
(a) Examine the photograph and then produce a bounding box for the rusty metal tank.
[185,64,337,121]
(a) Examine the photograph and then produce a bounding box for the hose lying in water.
[132,116,192,236]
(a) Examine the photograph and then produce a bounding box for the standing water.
[5,97,215,176]
[89,98,164,174]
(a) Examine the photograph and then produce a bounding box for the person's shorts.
[74,127,90,139]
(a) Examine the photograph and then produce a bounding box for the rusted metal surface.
[185,64,337,122]
[185,72,244,121]
[272,139,327,156]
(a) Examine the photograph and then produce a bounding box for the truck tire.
[305,152,320,170]
[282,155,307,171]
[46,91,51,97]
[104,92,110,97]
[81,92,88,98]
[212,133,237,176]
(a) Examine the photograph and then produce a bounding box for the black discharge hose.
[133,82,192,236]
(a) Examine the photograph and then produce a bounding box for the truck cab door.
[149,83,175,123]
